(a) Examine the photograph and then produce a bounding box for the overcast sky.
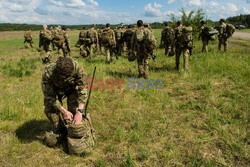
[0,0,249,25]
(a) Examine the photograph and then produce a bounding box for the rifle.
[84,66,96,118]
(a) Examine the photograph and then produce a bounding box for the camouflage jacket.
[218,22,227,38]
[24,31,32,41]
[199,25,209,41]
[41,59,88,110]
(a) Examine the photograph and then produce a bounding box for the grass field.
[0,29,249,167]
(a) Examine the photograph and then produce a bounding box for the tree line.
[0,11,249,32]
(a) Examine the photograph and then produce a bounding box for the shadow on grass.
[15,119,69,153]
[15,119,52,143]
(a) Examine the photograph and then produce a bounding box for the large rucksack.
[203,26,218,41]
[162,27,174,44]
[42,30,53,41]
[24,32,32,41]
[86,29,97,44]
[101,29,114,46]
[226,24,235,38]
[181,27,193,44]
[134,27,156,52]
[53,30,65,47]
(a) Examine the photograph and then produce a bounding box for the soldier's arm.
[41,68,62,111]
[74,62,88,108]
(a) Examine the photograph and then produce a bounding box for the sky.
[0,0,249,25]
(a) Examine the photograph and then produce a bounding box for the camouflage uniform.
[131,26,156,79]
[115,27,124,56]
[38,28,52,61]
[101,27,116,63]
[24,30,33,48]
[199,25,209,52]
[218,22,227,51]
[174,25,190,70]
[41,58,88,132]
[51,27,59,50]
[86,27,98,58]
[122,27,135,51]
[58,30,70,57]
[161,26,174,56]
[78,29,88,58]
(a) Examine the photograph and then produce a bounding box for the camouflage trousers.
[80,45,88,58]
[164,43,172,56]
[104,45,114,63]
[24,40,33,48]
[116,41,123,55]
[175,47,190,70]
[218,37,227,51]
[44,90,78,133]
[137,51,150,79]
[58,43,69,57]
[86,44,96,58]
[202,40,209,53]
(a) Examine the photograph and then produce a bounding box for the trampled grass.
[0,29,249,167]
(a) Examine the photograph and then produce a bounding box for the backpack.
[226,24,235,38]
[115,30,122,41]
[42,30,52,41]
[134,28,156,52]
[181,26,193,44]
[123,29,134,43]
[101,29,114,45]
[53,31,65,47]
[24,31,32,41]
[203,26,217,41]
[162,27,174,44]
[87,29,97,43]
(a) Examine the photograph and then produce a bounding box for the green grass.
[0,30,249,166]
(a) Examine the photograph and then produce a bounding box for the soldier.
[24,30,33,48]
[53,26,71,57]
[38,24,53,63]
[198,20,209,52]
[218,19,228,51]
[131,20,157,79]
[174,21,192,70]
[160,22,174,56]
[42,57,88,138]
[115,26,123,56]
[86,24,98,58]
[101,23,116,64]
[122,25,135,52]
[78,26,88,58]
[51,26,58,51]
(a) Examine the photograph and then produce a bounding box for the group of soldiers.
[22,18,236,153]
[23,18,234,79]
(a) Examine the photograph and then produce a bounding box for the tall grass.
[0,30,249,166]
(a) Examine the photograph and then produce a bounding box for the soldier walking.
[24,30,33,48]
[101,23,116,64]
[131,20,157,79]
[38,25,53,63]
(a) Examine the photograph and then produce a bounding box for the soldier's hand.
[73,111,82,125]
[60,108,73,120]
